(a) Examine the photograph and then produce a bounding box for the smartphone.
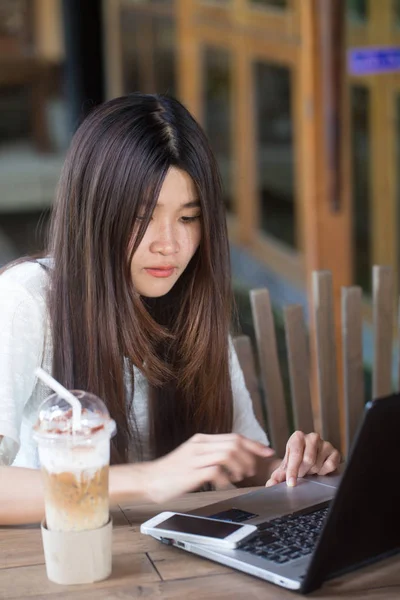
[140,511,258,549]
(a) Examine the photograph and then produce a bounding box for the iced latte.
[34,392,116,532]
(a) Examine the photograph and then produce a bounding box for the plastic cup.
[33,391,116,532]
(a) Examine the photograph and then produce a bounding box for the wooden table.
[1,487,400,599]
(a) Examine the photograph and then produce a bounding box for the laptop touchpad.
[209,508,259,522]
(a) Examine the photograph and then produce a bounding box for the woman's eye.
[181,215,201,223]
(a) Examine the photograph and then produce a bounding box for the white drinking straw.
[35,367,82,431]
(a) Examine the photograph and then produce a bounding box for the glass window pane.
[347,0,368,22]
[153,17,176,95]
[120,10,176,95]
[394,0,400,26]
[351,86,371,294]
[0,0,33,54]
[0,1,66,265]
[254,62,295,248]
[203,46,232,209]
[249,0,287,9]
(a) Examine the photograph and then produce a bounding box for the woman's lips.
[144,267,176,278]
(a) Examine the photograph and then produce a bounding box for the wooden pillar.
[299,0,351,448]
[176,0,202,121]
[233,3,258,245]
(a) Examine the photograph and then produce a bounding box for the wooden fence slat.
[233,336,265,430]
[373,265,393,399]
[283,304,314,434]
[342,286,365,456]
[250,289,289,457]
[312,271,341,452]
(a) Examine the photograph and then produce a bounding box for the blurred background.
[0,0,399,392]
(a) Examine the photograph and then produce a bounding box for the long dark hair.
[46,93,233,463]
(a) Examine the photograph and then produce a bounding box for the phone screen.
[154,514,242,539]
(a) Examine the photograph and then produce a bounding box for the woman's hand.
[265,431,340,488]
[143,433,275,504]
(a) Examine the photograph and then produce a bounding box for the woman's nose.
[149,225,180,255]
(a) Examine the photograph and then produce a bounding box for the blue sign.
[348,47,400,75]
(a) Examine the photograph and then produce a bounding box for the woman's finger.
[197,441,256,476]
[297,433,321,478]
[198,465,233,489]
[240,437,275,458]
[307,441,332,474]
[265,445,289,487]
[265,464,287,487]
[317,448,341,475]
[192,449,255,481]
[191,433,274,459]
[284,431,306,486]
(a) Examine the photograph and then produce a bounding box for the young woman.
[0,94,340,525]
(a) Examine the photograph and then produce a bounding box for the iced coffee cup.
[34,391,116,532]
[33,386,116,585]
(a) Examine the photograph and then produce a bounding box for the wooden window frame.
[102,0,176,100]
[347,0,400,307]
[182,0,304,272]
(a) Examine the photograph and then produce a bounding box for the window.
[203,46,233,209]
[249,0,287,10]
[120,9,176,95]
[351,86,371,293]
[254,62,295,247]
[347,0,368,22]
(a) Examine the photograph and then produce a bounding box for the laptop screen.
[303,394,400,593]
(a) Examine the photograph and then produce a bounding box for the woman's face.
[130,167,202,298]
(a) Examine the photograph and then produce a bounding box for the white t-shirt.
[0,261,269,468]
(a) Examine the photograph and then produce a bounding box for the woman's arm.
[0,463,151,526]
[0,465,45,525]
[0,433,274,525]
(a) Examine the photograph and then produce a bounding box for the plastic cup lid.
[33,390,117,443]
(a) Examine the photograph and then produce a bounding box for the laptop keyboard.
[238,501,330,565]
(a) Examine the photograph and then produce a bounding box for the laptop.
[147,394,400,593]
